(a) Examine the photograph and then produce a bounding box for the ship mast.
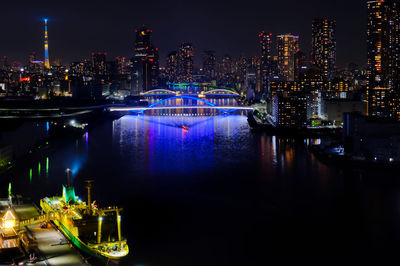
[85,180,94,214]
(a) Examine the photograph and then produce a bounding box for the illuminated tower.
[131,25,159,93]
[311,18,336,81]
[277,34,299,81]
[177,43,194,83]
[367,0,400,119]
[44,19,50,69]
[259,31,273,95]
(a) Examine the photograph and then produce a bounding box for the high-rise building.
[259,31,273,95]
[202,50,216,82]
[43,19,50,69]
[219,54,235,87]
[131,25,159,94]
[367,0,400,119]
[166,51,178,83]
[294,51,308,81]
[277,34,299,81]
[91,52,107,77]
[311,18,336,81]
[177,43,194,83]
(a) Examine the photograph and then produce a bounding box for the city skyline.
[0,0,367,67]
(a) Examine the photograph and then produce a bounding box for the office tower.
[277,34,299,81]
[202,50,216,82]
[91,52,107,77]
[248,56,262,94]
[177,43,194,83]
[44,19,50,69]
[259,31,273,95]
[311,18,336,80]
[294,51,308,81]
[219,54,235,86]
[367,0,400,119]
[166,51,178,83]
[115,57,128,76]
[131,25,159,93]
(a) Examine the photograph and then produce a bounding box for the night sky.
[0,0,367,67]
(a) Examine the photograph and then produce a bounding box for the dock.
[0,200,89,265]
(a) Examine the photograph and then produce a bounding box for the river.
[2,114,400,265]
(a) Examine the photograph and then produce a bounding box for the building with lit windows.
[311,18,336,81]
[272,91,307,128]
[91,52,107,77]
[166,51,178,83]
[177,43,194,83]
[131,26,159,94]
[202,51,216,82]
[259,31,273,95]
[277,34,299,81]
[367,0,400,119]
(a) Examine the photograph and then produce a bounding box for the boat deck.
[4,202,88,265]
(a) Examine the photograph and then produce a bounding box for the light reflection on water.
[4,114,400,265]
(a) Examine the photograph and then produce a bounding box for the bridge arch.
[141,89,176,95]
[133,95,238,113]
[203,89,240,96]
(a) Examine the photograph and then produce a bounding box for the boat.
[39,180,129,260]
[182,125,189,131]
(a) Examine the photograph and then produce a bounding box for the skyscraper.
[166,51,178,83]
[311,18,336,81]
[131,25,159,94]
[202,50,216,82]
[277,34,299,81]
[44,19,50,69]
[91,52,107,77]
[367,0,400,119]
[177,43,194,83]
[259,31,273,95]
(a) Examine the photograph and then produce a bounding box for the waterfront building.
[343,112,400,160]
[272,91,307,128]
[311,18,336,80]
[367,0,400,119]
[277,34,299,81]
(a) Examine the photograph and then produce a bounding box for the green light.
[38,162,41,175]
[29,168,32,183]
[46,157,49,176]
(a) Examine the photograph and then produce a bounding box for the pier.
[0,199,88,265]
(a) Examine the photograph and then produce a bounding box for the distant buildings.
[202,50,216,82]
[311,18,336,81]
[131,26,159,94]
[367,0,400,119]
[259,31,273,95]
[177,43,194,83]
[277,34,299,81]
[166,51,178,83]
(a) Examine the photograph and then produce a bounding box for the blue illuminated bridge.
[108,95,253,114]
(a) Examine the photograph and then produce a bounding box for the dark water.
[4,115,400,265]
